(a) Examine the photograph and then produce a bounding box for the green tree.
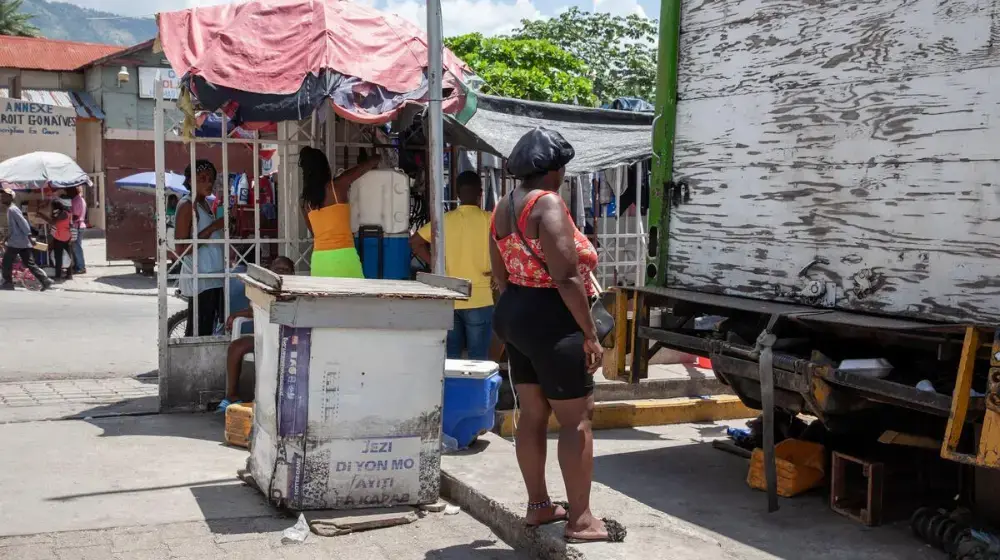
[446,32,597,106]
[0,0,39,37]
[514,7,658,103]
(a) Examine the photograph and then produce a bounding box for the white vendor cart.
[240,265,468,510]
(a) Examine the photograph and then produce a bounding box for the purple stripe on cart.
[278,326,311,437]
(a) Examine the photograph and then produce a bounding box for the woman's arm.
[173,201,221,256]
[535,196,597,342]
[332,157,381,201]
[300,201,314,236]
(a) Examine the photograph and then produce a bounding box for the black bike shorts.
[492,284,594,401]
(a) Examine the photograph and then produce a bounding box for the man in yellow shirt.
[410,171,493,359]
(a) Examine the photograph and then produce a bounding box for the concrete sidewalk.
[0,414,523,559]
[442,425,941,560]
[0,378,158,423]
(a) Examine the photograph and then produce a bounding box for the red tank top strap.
[516,190,559,233]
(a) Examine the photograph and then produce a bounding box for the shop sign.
[139,67,181,100]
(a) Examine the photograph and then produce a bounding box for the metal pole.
[221,113,231,328]
[647,0,682,286]
[154,77,168,397]
[190,133,198,334]
[426,0,446,275]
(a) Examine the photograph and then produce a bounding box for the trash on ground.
[281,513,310,544]
[420,501,449,513]
[444,505,461,516]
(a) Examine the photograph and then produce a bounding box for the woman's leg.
[184,295,194,337]
[549,395,605,539]
[195,288,222,336]
[534,327,605,540]
[508,346,565,525]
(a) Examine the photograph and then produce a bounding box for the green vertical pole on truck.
[646,0,682,286]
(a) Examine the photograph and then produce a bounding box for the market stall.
[152,0,477,411]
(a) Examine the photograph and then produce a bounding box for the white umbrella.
[0,151,91,190]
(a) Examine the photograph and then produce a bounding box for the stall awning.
[157,0,477,126]
[444,95,653,175]
[0,88,105,120]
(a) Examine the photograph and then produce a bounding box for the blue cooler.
[443,359,502,449]
[356,225,411,280]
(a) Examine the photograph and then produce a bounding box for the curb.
[495,395,755,437]
[440,472,586,560]
[60,287,157,298]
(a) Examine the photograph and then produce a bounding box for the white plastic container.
[242,270,467,510]
[349,169,410,234]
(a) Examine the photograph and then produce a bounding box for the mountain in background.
[21,0,156,46]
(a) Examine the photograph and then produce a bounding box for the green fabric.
[311,247,364,278]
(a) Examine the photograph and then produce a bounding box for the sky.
[64,0,657,37]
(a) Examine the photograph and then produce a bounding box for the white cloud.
[382,0,543,37]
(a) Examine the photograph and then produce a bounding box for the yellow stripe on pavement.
[495,395,756,437]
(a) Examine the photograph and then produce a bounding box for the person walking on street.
[65,186,87,274]
[410,171,493,359]
[1,186,53,291]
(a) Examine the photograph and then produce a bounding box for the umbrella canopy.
[115,171,189,197]
[0,151,91,190]
[158,0,478,125]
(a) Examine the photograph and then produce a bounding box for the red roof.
[0,36,125,72]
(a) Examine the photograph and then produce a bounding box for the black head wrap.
[505,128,575,179]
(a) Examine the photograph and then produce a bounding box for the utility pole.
[426,0,446,275]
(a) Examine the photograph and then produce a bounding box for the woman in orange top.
[299,147,380,277]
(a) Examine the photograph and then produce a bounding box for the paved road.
[0,289,181,382]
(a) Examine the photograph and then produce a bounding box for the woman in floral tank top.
[490,128,625,544]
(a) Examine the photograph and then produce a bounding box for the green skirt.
[311,247,365,278]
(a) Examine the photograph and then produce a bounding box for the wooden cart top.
[239,265,469,301]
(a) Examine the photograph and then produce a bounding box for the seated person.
[218,256,295,411]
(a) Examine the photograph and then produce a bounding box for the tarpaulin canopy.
[444,95,653,175]
[157,0,478,125]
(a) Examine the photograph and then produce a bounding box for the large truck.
[622,0,1000,484]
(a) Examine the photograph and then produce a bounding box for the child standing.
[40,199,75,280]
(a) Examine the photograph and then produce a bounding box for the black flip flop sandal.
[564,518,627,544]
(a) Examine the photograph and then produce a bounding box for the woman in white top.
[173,160,225,336]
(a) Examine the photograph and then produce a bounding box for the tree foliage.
[445,33,598,106]
[0,0,39,37]
[514,7,658,103]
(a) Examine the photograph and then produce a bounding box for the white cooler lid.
[445,359,500,379]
